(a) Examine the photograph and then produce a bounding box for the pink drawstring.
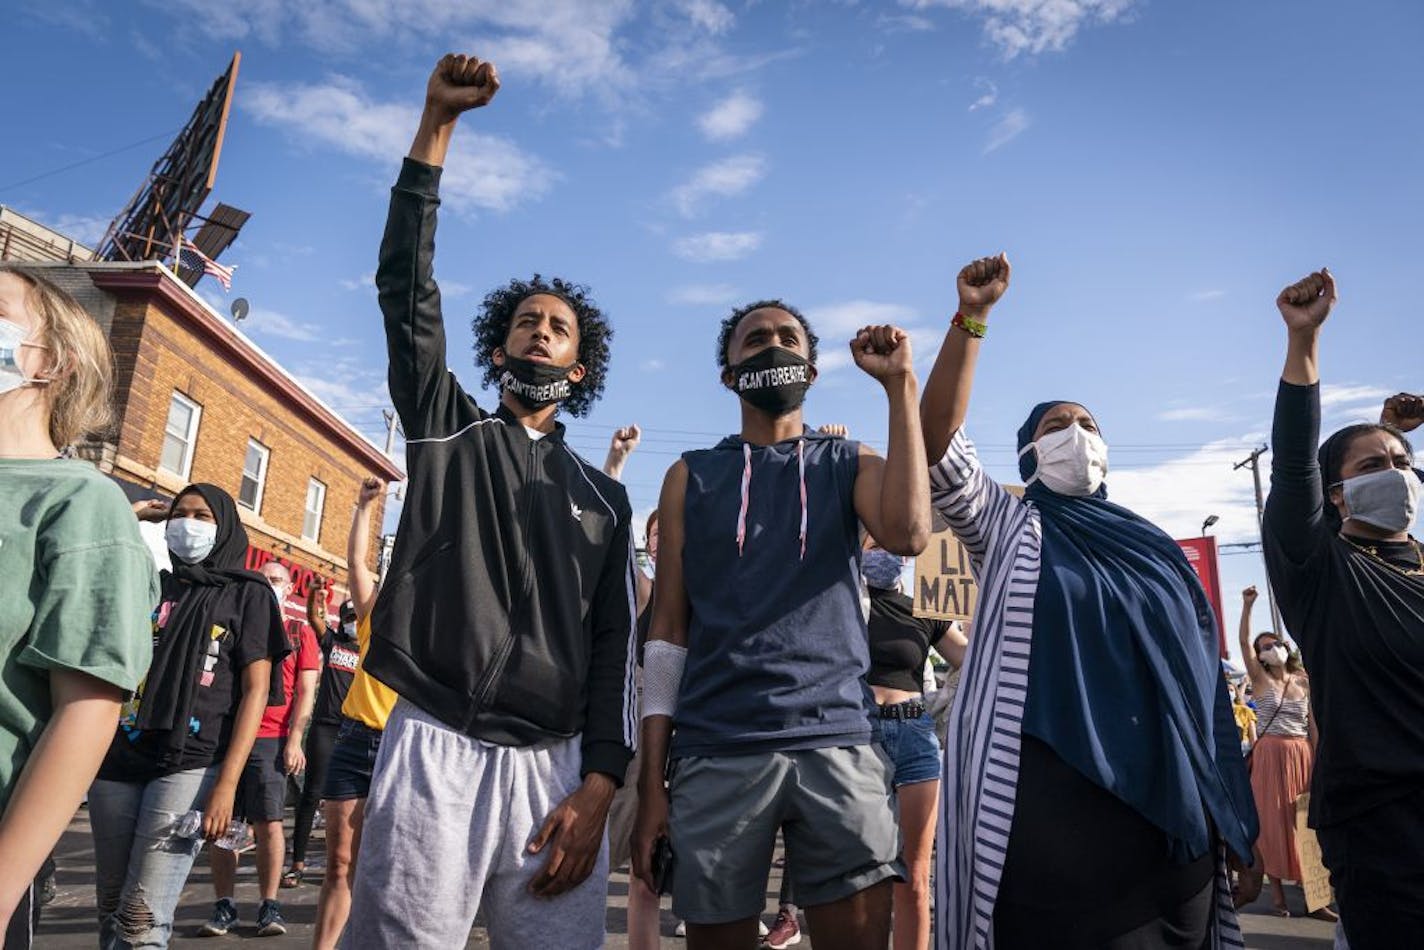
[797,439,807,560]
[736,443,752,556]
[734,439,809,559]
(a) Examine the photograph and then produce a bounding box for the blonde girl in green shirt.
[0,266,157,948]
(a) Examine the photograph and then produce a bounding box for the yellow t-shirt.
[1233,701,1257,744]
[340,615,399,730]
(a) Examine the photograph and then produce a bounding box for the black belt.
[877,700,925,720]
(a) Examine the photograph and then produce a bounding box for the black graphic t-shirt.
[99,581,284,782]
[313,626,361,726]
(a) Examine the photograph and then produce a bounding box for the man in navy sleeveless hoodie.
[631,302,932,949]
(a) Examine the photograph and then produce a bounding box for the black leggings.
[291,721,340,865]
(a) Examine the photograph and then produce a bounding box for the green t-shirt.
[0,459,158,813]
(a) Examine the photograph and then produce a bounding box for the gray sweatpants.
[343,698,609,949]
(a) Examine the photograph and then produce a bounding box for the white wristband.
[642,640,687,719]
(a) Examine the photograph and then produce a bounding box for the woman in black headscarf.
[1263,269,1424,948]
[920,254,1256,950]
[88,484,288,949]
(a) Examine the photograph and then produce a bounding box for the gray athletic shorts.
[668,745,903,924]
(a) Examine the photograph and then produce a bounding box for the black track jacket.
[366,158,637,782]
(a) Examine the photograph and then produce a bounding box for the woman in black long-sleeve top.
[1262,268,1424,949]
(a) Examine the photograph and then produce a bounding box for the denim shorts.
[235,736,287,822]
[874,710,942,787]
[322,717,384,801]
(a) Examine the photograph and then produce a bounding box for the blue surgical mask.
[862,549,905,590]
[166,518,217,564]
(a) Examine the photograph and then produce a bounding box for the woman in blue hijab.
[919,254,1256,950]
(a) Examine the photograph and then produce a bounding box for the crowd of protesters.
[2,50,1421,950]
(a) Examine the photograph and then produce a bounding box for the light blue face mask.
[0,318,50,395]
[166,517,218,564]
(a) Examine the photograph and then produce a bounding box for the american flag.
[178,245,236,290]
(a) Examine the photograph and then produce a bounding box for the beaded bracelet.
[952,311,988,338]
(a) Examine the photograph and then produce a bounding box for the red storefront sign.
[1177,536,1226,657]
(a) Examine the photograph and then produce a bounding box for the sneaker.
[674,920,686,937]
[256,899,287,937]
[759,919,771,937]
[763,907,801,948]
[197,899,238,937]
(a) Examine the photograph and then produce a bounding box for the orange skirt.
[1249,733,1313,881]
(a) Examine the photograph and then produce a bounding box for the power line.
[0,128,182,193]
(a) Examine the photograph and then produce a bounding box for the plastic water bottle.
[214,818,251,852]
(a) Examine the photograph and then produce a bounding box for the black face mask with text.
[499,353,576,410]
[729,347,813,417]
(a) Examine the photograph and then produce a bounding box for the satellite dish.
[231,297,250,322]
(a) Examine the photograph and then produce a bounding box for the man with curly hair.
[345,53,637,949]
[632,299,933,949]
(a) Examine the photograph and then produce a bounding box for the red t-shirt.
[259,618,321,738]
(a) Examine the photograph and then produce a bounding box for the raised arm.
[600,426,654,611]
[1238,586,1267,688]
[347,477,384,620]
[1263,269,1337,565]
[632,460,691,892]
[380,54,500,435]
[921,254,1010,463]
[850,326,932,556]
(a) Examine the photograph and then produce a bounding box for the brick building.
[7,231,402,614]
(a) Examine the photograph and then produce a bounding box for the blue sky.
[5,1,1422,661]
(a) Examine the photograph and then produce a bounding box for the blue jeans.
[89,766,218,949]
[873,710,942,788]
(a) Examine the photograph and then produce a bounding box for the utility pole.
[1235,445,1285,639]
[382,409,400,457]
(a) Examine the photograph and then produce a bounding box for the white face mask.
[268,583,288,605]
[1020,423,1109,497]
[0,318,51,395]
[166,517,218,563]
[1339,467,1421,533]
[1258,644,1289,667]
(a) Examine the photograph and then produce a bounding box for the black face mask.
[499,353,576,410]
[729,347,813,416]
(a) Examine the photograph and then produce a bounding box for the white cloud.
[668,283,740,305]
[21,209,110,247]
[877,13,936,33]
[968,78,997,111]
[673,230,762,262]
[293,358,389,411]
[697,91,765,141]
[1190,289,1226,301]
[340,272,376,292]
[1157,406,1234,423]
[1107,435,1266,544]
[984,108,1030,153]
[244,77,556,215]
[905,0,1139,58]
[679,0,734,34]
[641,358,667,371]
[1320,383,1391,412]
[241,306,323,342]
[670,154,766,216]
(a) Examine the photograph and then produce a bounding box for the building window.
[238,439,270,513]
[303,478,326,542]
[159,392,201,480]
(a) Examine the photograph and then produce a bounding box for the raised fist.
[426,53,500,121]
[609,425,642,457]
[957,253,1011,316]
[131,498,170,523]
[1276,268,1336,333]
[850,325,913,384]
[1381,393,1424,433]
[1242,585,1258,606]
[817,424,849,438]
[359,477,385,505]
